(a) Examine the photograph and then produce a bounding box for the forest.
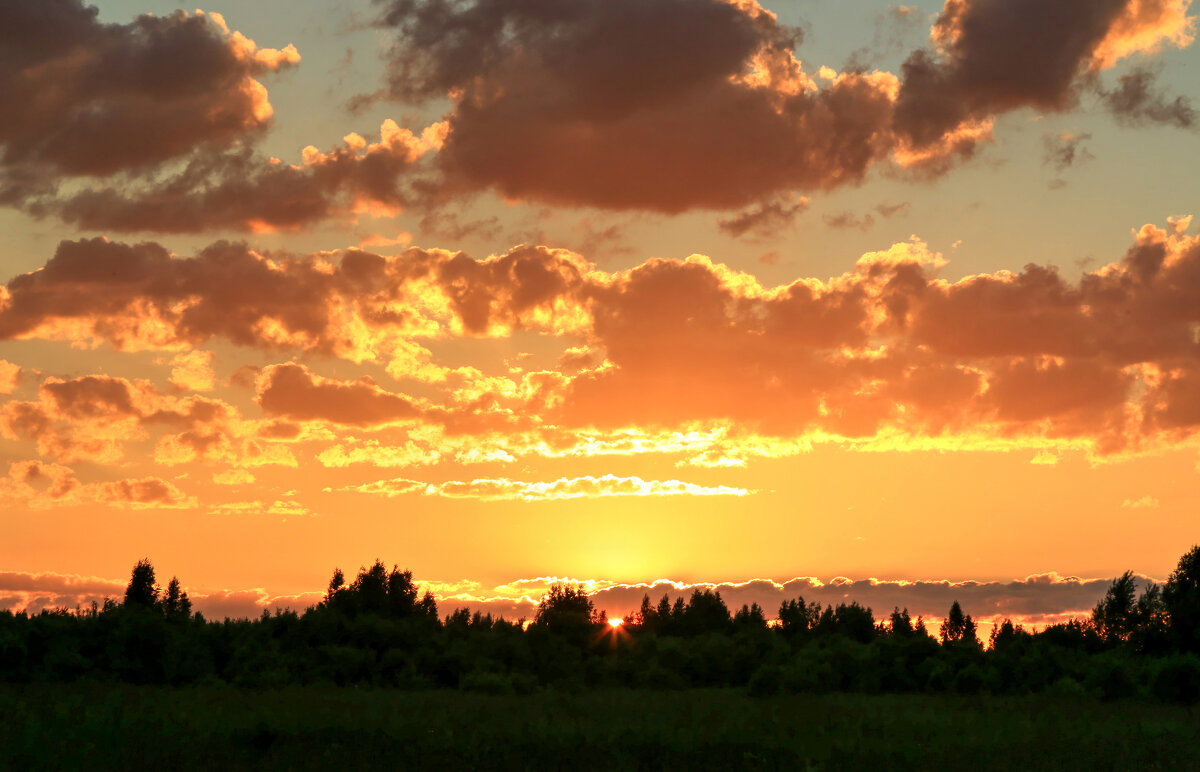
[3,545,1200,702]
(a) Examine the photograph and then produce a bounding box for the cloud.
[43,120,446,233]
[372,0,901,212]
[424,571,1157,635]
[0,360,20,394]
[824,211,877,231]
[1043,131,1094,174]
[0,372,296,469]
[893,0,1195,157]
[718,196,810,239]
[257,363,422,427]
[167,350,216,392]
[5,217,1200,462]
[1100,64,1196,128]
[2,0,1192,232]
[1121,494,1160,508]
[337,474,751,501]
[875,202,911,218]
[0,460,193,510]
[0,566,1155,630]
[0,3,297,202]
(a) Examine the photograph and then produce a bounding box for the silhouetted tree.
[681,589,731,636]
[778,596,821,639]
[733,603,767,630]
[534,584,603,629]
[1164,545,1200,653]
[159,577,191,620]
[327,568,345,600]
[124,559,158,609]
[1092,571,1138,645]
[939,601,978,647]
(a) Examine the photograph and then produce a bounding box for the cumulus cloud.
[44,120,446,233]
[337,474,751,501]
[893,0,1195,158]
[0,372,296,469]
[0,360,21,394]
[0,3,297,203]
[0,0,1192,231]
[5,217,1200,462]
[371,0,900,212]
[0,459,193,510]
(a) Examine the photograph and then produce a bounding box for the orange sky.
[1,0,1198,628]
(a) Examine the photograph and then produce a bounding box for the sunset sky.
[2,0,1198,628]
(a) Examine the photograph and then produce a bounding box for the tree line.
[1,547,1199,702]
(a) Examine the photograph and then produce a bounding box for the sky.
[1,0,1198,629]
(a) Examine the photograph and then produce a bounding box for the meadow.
[3,686,1198,771]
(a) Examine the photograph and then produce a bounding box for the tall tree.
[939,601,978,647]
[1164,545,1200,653]
[123,559,158,609]
[1092,571,1138,644]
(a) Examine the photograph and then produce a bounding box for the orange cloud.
[4,218,1200,465]
[336,474,751,501]
[0,460,193,510]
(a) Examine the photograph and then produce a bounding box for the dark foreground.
[2,687,1198,771]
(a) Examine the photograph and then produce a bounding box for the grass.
[2,686,1197,770]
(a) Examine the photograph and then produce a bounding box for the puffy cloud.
[373,0,900,212]
[337,474,751,501]
[0,360,20,394]
[0,372,296,468]
[46,120,446,233]
[3,0,1192,232]
[0,2,296,201]
[5,218,1200,460]
[0,459,193,510]
[167,350,216,392]
[257,363,422,427]
[0,238,592,357]
[894,0,1195,156]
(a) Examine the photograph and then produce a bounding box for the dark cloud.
[893,0,1193,154]
[718,196,809,239]
[1101,65,1196,128]
[1043,131,1094,173]
[824,211,876,231]
[0,2,297,203]
[373,0,899,212]
[257,363,421,427]
[875,202,911,218]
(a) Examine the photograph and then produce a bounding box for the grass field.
[2,686,1197,770]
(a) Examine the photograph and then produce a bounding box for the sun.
[607,617,623,629]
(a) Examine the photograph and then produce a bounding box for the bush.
[1086,658,1137,701]
[1151,656,1200,704]
[746,664,782,697]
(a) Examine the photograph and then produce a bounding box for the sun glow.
[607,618,623,629]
